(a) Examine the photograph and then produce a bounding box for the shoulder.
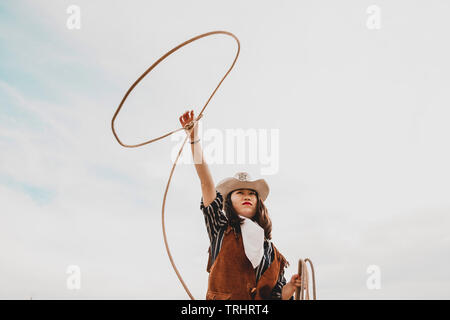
[200,190,224,210]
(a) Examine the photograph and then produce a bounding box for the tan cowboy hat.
[216,172,270,202]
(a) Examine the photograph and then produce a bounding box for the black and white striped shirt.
[201,190,292,300]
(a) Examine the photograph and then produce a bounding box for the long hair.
[223,190,272,240]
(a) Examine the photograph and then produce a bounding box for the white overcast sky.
[1,0,450,299]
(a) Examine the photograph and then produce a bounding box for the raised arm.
[179,110,216,207]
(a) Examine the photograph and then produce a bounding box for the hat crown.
[216,171,269,202]
[234,172,252,182]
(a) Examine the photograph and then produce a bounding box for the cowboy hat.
[216,172,270,202]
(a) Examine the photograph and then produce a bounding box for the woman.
[179,110,302,300]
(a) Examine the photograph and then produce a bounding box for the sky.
[1,0,450,299]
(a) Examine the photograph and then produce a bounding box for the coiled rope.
[111,30,240,300]
[294,258,317,300]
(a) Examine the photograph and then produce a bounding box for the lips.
[242,202,252,206]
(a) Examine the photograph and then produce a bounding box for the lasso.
[111,30,317,300]
[111,30,240,300]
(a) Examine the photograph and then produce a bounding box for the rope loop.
[111,31,240,299]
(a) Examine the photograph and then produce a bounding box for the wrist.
[282,283,295,300]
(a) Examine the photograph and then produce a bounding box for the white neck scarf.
[238,215,265,269]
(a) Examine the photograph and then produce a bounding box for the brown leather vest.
[206,224,289,300]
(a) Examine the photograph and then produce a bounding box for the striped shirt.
[201,190,293,300]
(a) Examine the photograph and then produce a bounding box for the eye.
[237,191,255,195]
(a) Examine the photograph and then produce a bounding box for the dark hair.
[223,189,272,240]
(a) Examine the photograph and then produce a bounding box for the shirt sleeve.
[200,190,228,243]
[271,268,295,300]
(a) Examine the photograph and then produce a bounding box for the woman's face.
[230,188,258,219]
